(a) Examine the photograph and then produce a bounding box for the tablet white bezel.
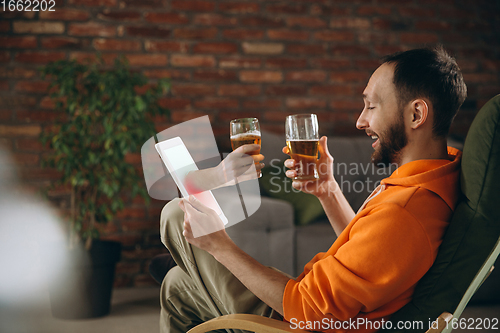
[155,137,228,225]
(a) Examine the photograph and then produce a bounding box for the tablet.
[155,137,228,225]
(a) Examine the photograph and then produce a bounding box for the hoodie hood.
[381,147,462,210]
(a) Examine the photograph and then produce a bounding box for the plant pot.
[43,240,121,319]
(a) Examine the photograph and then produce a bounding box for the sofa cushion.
[383,95,500,331]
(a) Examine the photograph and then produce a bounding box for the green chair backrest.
[381,95,500,333]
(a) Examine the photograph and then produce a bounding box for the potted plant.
[39,56,169,319]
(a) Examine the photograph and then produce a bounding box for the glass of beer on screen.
[285,114,319,180]
[230,117,262,178]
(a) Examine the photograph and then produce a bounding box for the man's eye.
[367,107,375,110]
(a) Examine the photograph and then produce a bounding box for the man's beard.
[371,115,408,168]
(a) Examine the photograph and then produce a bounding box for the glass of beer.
[230,117,262,178]
[285,114,319,180]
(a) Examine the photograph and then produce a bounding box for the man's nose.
[356,109,369,130]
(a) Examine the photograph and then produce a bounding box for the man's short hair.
[382,46,467,138]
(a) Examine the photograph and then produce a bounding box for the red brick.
[357,6,392,16]
[194,98,238,109]
[357,31,397,44]
[145,12,189,24]
[145,41,188,53]
[98,10,141,21]
[266,3,307,14]
[440,8,469,19]
[39,9,90,21]
[242,99,281,109]
[219,57,261,68]
[0,125,41,137]
[126,54,168,67]
[171,0,215,12]
[116,207,146,219]
[41,37,88,49]
[354,59,381,70]
[171,55,215,67]
[463,73,498,84]
[240,17,284,28]
[14,81,50,93]
[16,138,49,151]
[68,23,116,37]
[331,45,371,56]
[0,21,10,32]
[11,153,39,166]
[286,71,326,83]
[268,30,309,41]
[287,17,327,28]
[13,21,64,34]
[174,27,217,40]
[330,18,371,29]
[287,44,327,55]
[0,36,37,49]
[330,71,370,83]
[400,32,439,44]
[330,100,364,111]
[0,52,9,63]
[0,110,11,121]
[313,31,354,42]
[311,5,350,16]
[415,20,451,31]
[372,18,411,31]
[310,85,353,96]
[144,69,190,80]
[218,85,260,96]
[217,111,262,122]
[1,11,36,19]
[158,97,190,110]
[0,80,9,90]
[265,58,307,69]
[286,98,326,109]
[15,51,66,64]
[223,29,264,40]
[115,262,141,275]
[263,111,294,122]
[242,42,283,55]
[311,58,351,69]
[240,71,282,83]
[39,96,56,109]
[193,42,238,54]
[193,14,238,26]
[69,0,117,6]
[69,52,116,64]
[120,0,162,8]
[266,85,307,96]
[398,7,435,17]
[124,26,170,38]
[171,84,216,96]
[101,234,142,247]
[0,68,37,79]
[219,2,259,13]
[16,110,62,122]
[373,45,405,56]
[193,69,237,81]
[93,39,141,51]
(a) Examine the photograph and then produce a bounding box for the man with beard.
[158,47,467,333]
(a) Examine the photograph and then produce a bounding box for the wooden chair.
[188,95,500,333]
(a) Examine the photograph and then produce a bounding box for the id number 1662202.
[1,0,56,12]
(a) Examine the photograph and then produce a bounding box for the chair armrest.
[425,312,453,333]
[187,314,311,333]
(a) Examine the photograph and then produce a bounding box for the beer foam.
[230,131,261,140]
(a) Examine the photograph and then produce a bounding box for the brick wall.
[1,0,499,287]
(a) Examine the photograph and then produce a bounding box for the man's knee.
[160,198,184,245]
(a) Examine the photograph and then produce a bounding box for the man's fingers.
[318,136,333,161]
[187,195,213,215]
[282,146,289,154]
[235,144,260,155]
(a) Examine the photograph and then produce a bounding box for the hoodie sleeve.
[283,203,435,323]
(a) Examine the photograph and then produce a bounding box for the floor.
[0,287,498,333]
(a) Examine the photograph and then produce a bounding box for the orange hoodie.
[283,147,462,332]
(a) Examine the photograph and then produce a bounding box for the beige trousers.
[159,199,278,333]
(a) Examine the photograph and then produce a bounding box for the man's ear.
[409,99,429,129]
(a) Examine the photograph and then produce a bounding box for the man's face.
[356,64,408,167]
